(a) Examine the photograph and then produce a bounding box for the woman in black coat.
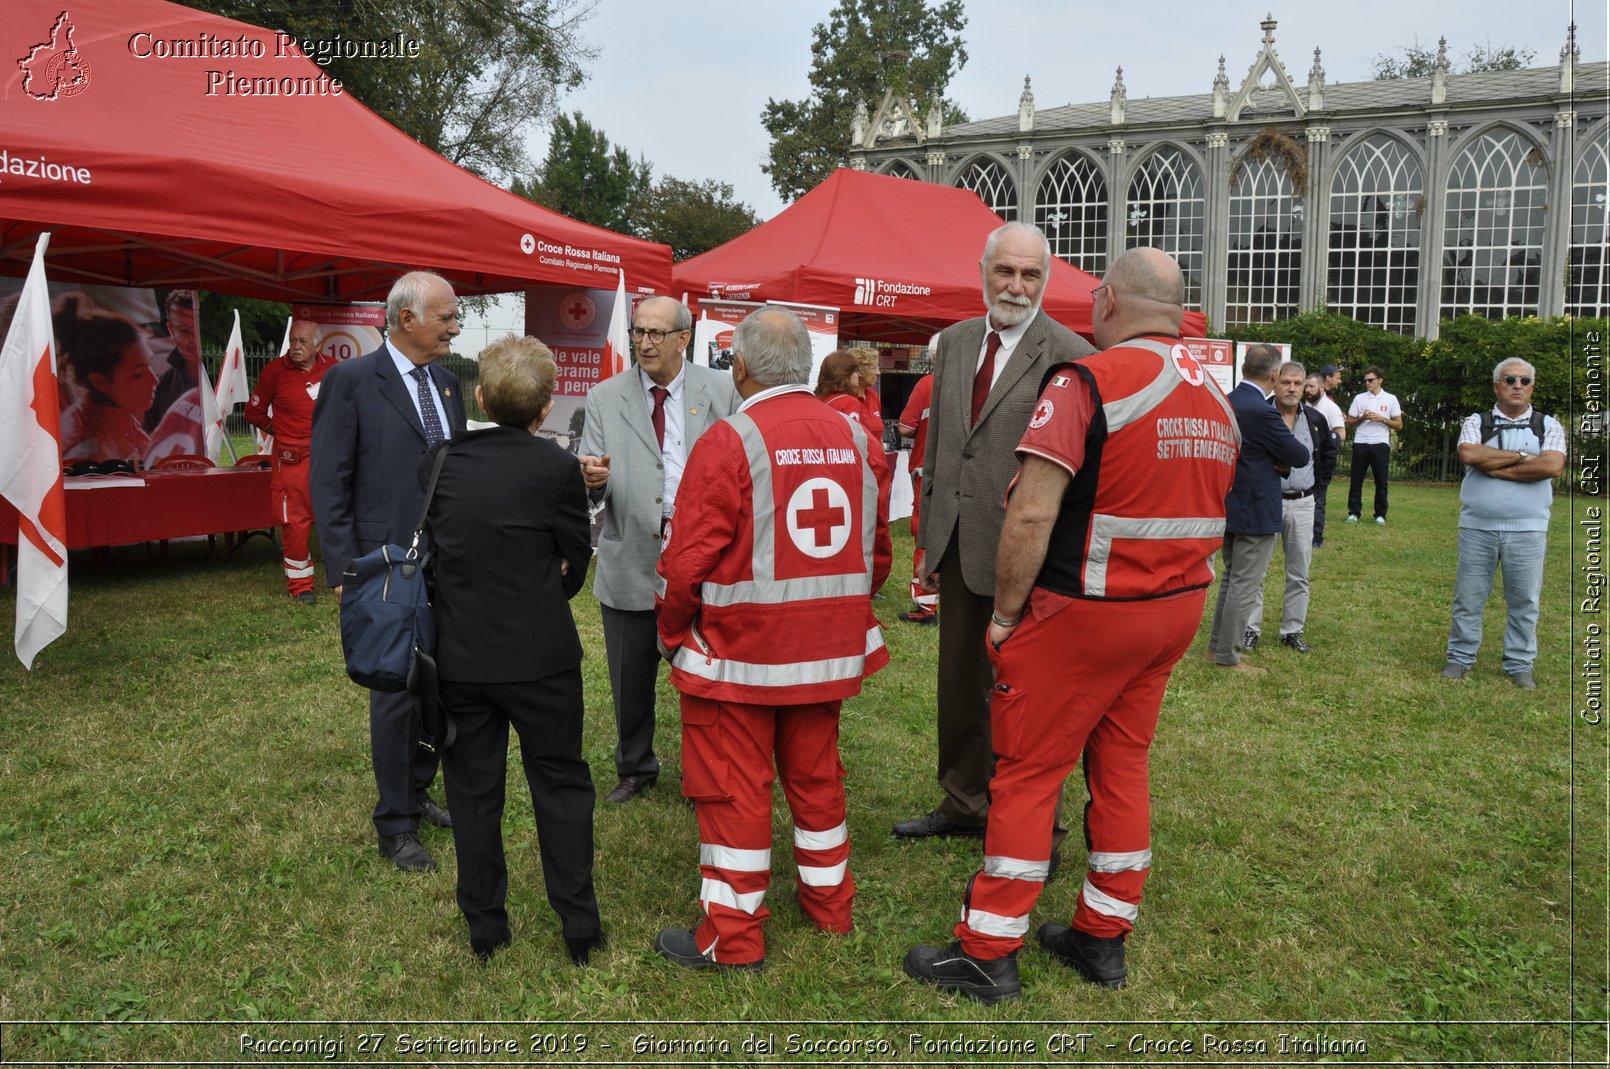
[421,334,601,965]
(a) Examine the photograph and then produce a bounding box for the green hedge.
[1224,312,1602,479]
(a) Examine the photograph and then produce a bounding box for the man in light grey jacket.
[579,295,738,803]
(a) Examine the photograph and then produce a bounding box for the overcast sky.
[461,0,1606,346]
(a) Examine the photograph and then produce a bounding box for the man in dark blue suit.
[1205,343,1309,674]
[311,271,469,872]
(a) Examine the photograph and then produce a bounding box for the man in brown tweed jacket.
[894,222,1095,849]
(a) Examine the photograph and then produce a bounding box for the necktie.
[651,386,669,450]
[971,331,1001,426]
[410,366,444,447]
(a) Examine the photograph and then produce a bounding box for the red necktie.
[651,386,669,449]
[971,331,1001,426]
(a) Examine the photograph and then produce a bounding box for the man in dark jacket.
[1245,361,1337,653]
[1205,344,1310,673]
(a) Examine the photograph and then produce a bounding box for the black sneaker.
[1037,923,1128,988]
[1280,632,1312,653]
[654,927,764,973]
[1241,629,1260,651]
[903,941,1020,1004]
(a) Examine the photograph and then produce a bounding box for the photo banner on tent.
[524,284,639,452]
[1184,338,1236,394]
[1233,340,1292,387]
[0,281,205,467]
[690,299,838,390]
[292,304,385,362]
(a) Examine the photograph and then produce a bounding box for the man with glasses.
[1442,360,1565,688]
[1344,366,1403,525]
[578,295,737,804]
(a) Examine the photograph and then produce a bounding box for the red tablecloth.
[0,468,275,550]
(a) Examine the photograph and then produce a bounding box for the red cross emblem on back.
[786,477,853,559]
[1170,343,1205,387]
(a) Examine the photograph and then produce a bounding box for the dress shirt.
[976,313,1033,392]
[641,364,688,518]
[386,340,453,441]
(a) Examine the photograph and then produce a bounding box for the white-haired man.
[311,271,467,873]
[1442,359,1565,688]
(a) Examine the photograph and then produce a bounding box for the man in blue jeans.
[1442,359,1565,689]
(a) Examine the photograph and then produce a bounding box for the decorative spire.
[926,94,944,140]
[1213,55,1229,118]
[1018,75,1034,133]
[1562,23,1579,92]
[1431,36,1449,105]
[1261,13,1277,47]
[1110,66,1126,125]
[1307,47,1325,111]
[851,98,869,148]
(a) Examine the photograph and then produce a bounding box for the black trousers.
[369,687,440,837]
[439,670,600,948]
[1347,442,1391,520]
[600,604,661,780]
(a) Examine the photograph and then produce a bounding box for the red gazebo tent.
[0,0,672,300]
[674,168,1207,344]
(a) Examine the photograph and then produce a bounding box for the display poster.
[292,302,384,362]
[692,299,839,390]
[1183,337,1235,394]
[0,280,204,468]
[524,284,640,450]
[1233,340,1292,386]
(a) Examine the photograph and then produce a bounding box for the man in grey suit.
[894,223,1095,844]
[578,295,737,804]
[311,270,468,873]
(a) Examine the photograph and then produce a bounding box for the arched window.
[1126,147,1205,309]
[882,160,919,180]
[1569,138,1609,317]
[1441,129,1547,320]
[1327,135,1423,334]
[1226,155,1303,325]
[956,158,1018,221]
[1035,152,1108,274]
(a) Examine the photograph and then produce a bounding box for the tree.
[1371,39,1536,80]
[761,0,969,203]
[637,178,760,262]
[513,112,651,235]
[199,295,290,357]
[196,0,597,181]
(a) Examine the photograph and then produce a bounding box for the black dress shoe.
[294,590,316,605]
[892,810,985,839]
[418,796,453,828]
[1037,922,1127,988]
[378,831,437,873]
[471,927,512,963]
[604,775,657,804]
[903,941,1020,1004]
[654,927,764,972]
[565,930,607,966]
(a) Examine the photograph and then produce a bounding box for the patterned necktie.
[972,331,1002,426]
[651,386,669,450]
[410,366,444,447]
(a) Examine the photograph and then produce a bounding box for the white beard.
[989,293,1037,328]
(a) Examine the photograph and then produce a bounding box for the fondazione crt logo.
[853,276,931,308]
[18,10,91,101]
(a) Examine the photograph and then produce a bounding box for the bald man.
[578,295,738,803]
[905,248,1237,1002]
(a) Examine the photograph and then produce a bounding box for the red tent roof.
[0,0,672,301]
[675,168,1206,344]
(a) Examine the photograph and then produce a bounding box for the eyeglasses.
[630,327,685,343]
[1091,285,1107,299]
[1503,374,1533,386]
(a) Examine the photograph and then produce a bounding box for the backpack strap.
[407,441,453,559]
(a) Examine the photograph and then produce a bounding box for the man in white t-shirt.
[1344,366,1403,525]
[1305,368,1346,546]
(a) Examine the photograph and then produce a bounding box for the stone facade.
[851,18,1607,337]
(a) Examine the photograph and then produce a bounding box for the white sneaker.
[1375,516,1386,525]
[1345,515,1359,523]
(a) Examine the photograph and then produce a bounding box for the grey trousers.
[1248,496,1315,637]
[1208,533,1278,665]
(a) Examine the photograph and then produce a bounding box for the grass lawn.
[0,481,1603,1065]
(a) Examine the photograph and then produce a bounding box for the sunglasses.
[1503,375,1533,386]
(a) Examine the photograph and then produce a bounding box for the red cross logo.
[1170,343,1205,387]
[786,477,852,558]
[558,293,596,331]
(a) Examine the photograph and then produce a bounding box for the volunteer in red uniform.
[814,350,867,424]
[655,308,891,971]
[905,248,1239,1003]
[896,372,937,625]
[244,319,336,604]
